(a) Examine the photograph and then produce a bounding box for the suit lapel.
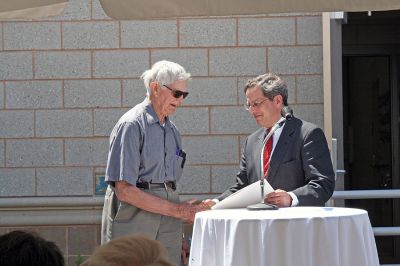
[266,118,297,183]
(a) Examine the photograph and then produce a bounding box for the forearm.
[115,181,195,221]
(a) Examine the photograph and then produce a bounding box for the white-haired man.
[101,60,207,265]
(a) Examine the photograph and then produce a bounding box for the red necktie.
[263,131,273,178]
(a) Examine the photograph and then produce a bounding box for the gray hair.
[141,60,191,95]
[244,73,288,106]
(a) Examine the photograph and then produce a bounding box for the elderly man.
[205,73,335,208]
[101,60,207,265]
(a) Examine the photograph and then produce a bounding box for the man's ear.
[274,94,283,105]
[149,82,158,95]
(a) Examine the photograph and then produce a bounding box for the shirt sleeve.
[105,121,142,186]
[288,191,299,206]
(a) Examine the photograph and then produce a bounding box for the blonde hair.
[81,235,175,266]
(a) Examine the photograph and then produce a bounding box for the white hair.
[141,60,191,95]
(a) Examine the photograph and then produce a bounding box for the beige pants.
[101,186,182,265]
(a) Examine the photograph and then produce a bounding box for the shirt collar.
[143,98,170,126]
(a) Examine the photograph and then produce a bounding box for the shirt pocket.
[174,155,184,180]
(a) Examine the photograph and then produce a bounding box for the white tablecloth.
[189,207,379,266]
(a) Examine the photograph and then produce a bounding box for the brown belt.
[136,181,176,191]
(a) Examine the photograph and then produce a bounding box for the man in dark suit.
[206,73,335,207]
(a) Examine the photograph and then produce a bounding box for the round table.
[189,207,379,266]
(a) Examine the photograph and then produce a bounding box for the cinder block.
[239,18,295,46]
[64,80,121,108]
[237,77,253,104]
[0,52,32,80]
[37,167,93,196]
[6,81,62,109]
[68,226,96,255]
[171,107,209,135]
[36,110,93,137]
[210,106,258,134]
[121,21,177,48]
[151,49,208,77]
[177,165,210,193]
[0,140,4,166]
[35,51,91,79]
[0,25,2,50]
[297,75,323,103]
[65,139,109,166]
[297,16,322,45]
[211,165,238,193]
[0,111,34,138]
[268,46,322,74]
[37,227,67,254]
[3,22,61,50]
[184,78,237,106]
[93,51,149,78]
[0,83,4,109]
[51,0,90,20]
[182,136,238,164]
[122,79,147,107]
[292,104,324,129]
[0,168,35,196]
[6,139,63,167]
[94,108,129,136]
[179,19,236,47]
[91,0,111,20]
[210,48,266,76]
[63,22,118,49]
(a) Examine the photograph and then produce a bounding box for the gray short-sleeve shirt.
[105,98,183,186]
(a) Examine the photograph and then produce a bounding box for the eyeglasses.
[244,98,269,111]
[163,85,189,99]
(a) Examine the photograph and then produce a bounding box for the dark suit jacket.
[218,117,335,206]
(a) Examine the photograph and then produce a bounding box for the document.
[211,180,274,210]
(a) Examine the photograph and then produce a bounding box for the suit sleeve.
[217,137,251,201]
[292,127,335,206]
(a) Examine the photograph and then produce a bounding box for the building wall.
[0,0,324,263]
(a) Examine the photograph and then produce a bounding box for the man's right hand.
[202,199,216,208]
[178,200,210,224]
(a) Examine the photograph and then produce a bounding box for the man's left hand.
[265,189,292,207]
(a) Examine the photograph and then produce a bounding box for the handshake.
[176,199,213,224]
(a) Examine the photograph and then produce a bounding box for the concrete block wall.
[0,0,324,263]
[0,0,324,198]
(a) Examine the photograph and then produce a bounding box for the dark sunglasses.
[163,85,189,99]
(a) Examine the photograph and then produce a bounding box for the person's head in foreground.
[0,230,64,266]
[82,234,175,266]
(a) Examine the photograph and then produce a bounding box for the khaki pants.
[101,186,182,265]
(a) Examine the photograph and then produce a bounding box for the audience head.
[82,234,175,266]
[0,230,64,266]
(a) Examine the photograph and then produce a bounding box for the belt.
[136,181,176,191]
